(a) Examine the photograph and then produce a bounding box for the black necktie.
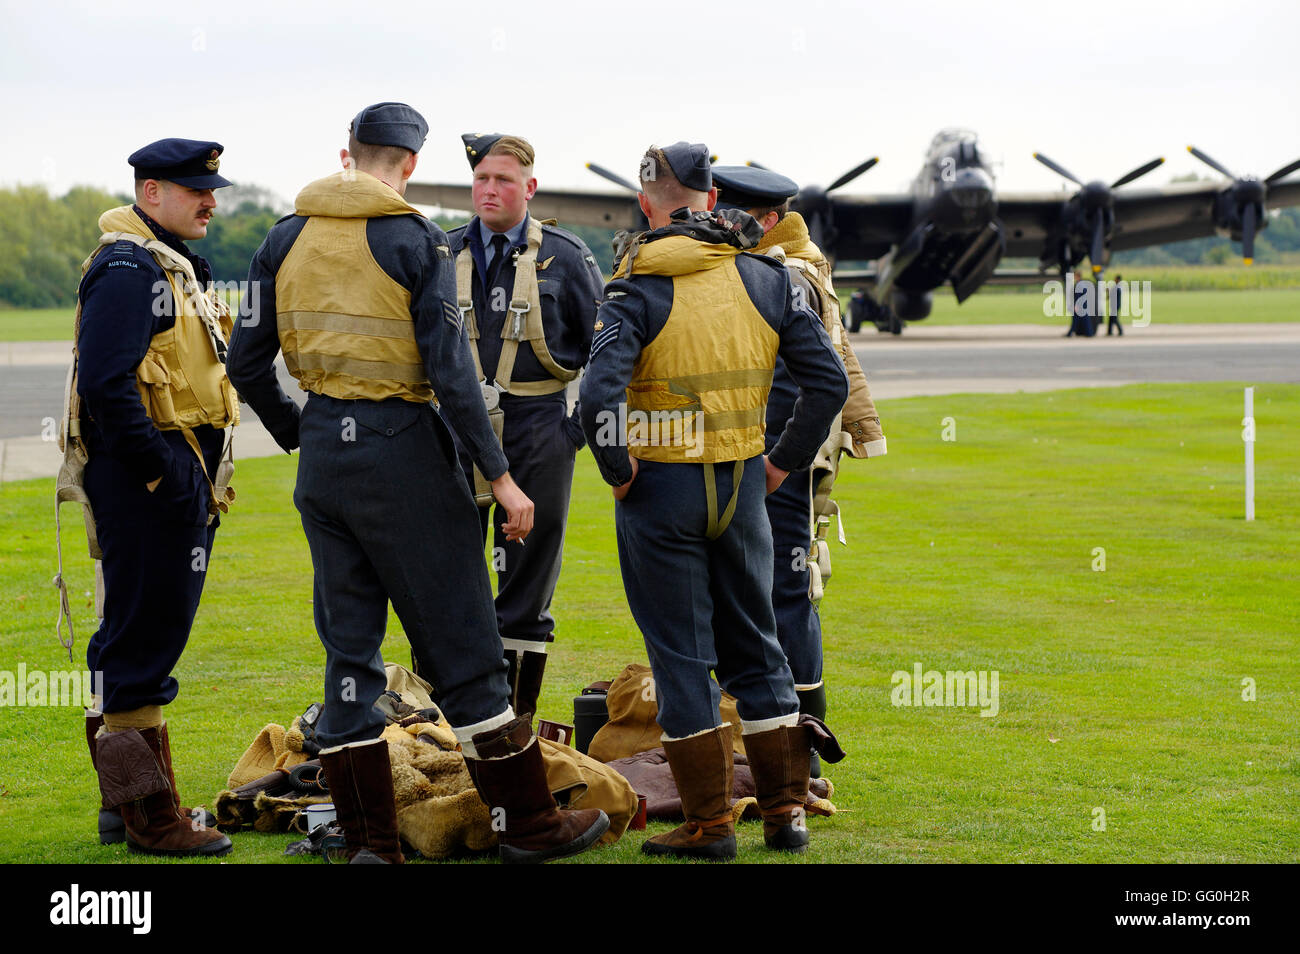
[487,234,509,293]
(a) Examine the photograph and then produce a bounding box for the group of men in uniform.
[69,103,883,864]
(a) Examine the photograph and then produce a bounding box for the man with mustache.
[71,138,239,857]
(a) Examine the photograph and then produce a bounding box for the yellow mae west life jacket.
[755,212,884,606]
[274,170,433,404]
[616,235,778,466]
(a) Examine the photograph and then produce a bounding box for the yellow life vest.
[274,170,433,404]
[757,215,865,606]
[454,216,579,397]
[623,236,778,464]
[88,206,241,436]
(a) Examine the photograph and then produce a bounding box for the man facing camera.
[446,133,604,724]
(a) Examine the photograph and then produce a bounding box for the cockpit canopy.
[929,128,988,172]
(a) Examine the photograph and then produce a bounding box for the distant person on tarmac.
[1068,271,1096,337]
[1108,275,1125,336]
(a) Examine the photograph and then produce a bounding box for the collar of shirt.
[133,205,211,284]
[476,214,529,263]
[134,205,192,257]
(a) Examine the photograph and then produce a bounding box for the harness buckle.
[507,299,530,338]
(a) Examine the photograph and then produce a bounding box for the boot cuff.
[96,729,168,808]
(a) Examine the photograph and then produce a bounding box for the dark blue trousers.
[84,427,221,713]
[765,466,823,687]
[294,394,509,748]
[457,392,579,646]
[614,455,799,738]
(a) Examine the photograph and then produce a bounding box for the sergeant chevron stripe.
[590,320,621,358]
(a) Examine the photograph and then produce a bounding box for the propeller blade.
[1187,146,1235,179]
[1242,203,1257,264]
[1111,157,1165,189]
[1266,157,1300,184]
[746,160,770,171]
[1033,152,1083,187]
[827,157,879,192]
[1090,215,1106,275]
[585,162,639,193]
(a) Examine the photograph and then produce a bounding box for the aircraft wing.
[831,266,1047,288]
[997,179,1300,259]
[1108,178,1300,251]
[404,182,641,230]
[995,192,1067,258]
[825,194,914,260]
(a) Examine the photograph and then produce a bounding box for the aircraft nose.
[951,167,993,210]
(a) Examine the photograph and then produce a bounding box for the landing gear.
[846,292,866,332]
[847,291,900,334]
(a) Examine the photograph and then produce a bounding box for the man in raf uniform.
[227,103,607,864]
[446,134,603,723]
[712,165,887,776]
[580,143,848,860]
[71,138,239,856]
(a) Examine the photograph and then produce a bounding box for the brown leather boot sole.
[641,817,737,861]
[500,809,610,865]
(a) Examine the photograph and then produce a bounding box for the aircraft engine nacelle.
[890,289,933,320]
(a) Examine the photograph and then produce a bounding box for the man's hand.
[764,456,788,495]
[612,454,640,501]
[490,472,534,542]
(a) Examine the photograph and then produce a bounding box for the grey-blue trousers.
[614,455,799,738]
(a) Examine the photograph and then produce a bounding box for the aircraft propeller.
[750,157,880,252]
[585,162,639,193]
[1186,147,1300,264]
[1034,152,1165,277]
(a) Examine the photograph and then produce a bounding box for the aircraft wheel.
[846,295,865,333]
[889,313,903,335]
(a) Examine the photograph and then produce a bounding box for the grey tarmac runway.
[2,321,1298,481]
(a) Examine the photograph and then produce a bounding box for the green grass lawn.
[1,382,1297,863]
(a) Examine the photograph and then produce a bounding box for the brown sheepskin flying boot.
[641,724,737,861]
[87,714,216,844]
[318,737,405,864]
[465,714,609,864]
[743,722,813,853]
[96,726,232,857]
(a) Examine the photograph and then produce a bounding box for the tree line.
[2,182,1298,308]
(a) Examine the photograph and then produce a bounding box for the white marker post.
[1243,387,1255,521]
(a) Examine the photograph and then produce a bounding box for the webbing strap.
[101,232,229,364]
[455,246,485,381]
[181,426,236,524]
[53,497,79,665]
[704,460,746,540]
[457,218,576,396]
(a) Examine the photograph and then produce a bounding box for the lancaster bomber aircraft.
[406,130,1300,334]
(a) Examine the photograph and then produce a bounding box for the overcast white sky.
[4,0,1298,208]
